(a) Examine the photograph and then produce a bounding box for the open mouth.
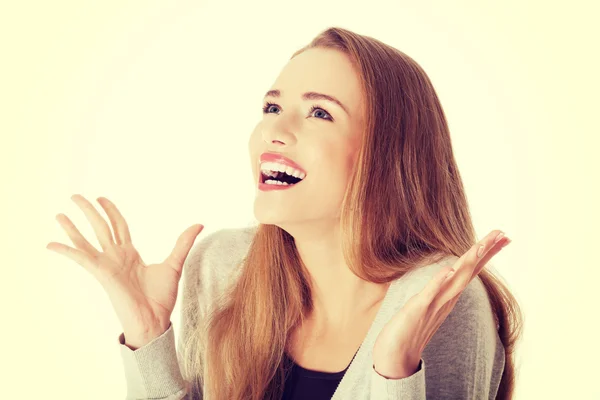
[260,170,304,186]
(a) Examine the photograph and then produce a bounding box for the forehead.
[271,47,364,119]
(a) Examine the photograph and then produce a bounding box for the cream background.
[2,1,598,398]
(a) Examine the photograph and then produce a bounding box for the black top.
[281,348,360,400]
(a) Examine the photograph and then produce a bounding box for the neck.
[283,219,390,331]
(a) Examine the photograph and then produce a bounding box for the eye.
[308,105,334,121]
[261,102,334,122]
[262,102,280,114]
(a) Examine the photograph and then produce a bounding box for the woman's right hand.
[46,194,204,349]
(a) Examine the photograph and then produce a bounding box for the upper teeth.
[260,162,306,179]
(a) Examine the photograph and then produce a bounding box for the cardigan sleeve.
[369,276,505,399]
[118,322,190,400]
[117,229,233,399]
[370,359,426,399]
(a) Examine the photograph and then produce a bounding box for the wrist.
[123,323,169,350]
[373,353,422,379]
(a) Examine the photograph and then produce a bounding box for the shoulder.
[421,255,499,337]
[393,255,493,309]
[386,256,505,397]
[391,255,462,302]
[183,224,257,283]
[415,257,504,369]
[389,255,501,356]
[416,258,506,397]
[181,224,258,308]
[184,224,257,270]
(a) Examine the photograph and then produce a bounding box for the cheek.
[345,141,362,177]
[248,123,262,176]
[314,143,356,185]
[341,141,360,174]
[346,151,359,178]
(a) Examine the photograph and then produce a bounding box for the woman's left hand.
[372,229,512,379]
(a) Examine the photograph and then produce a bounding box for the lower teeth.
[264,179,291,186]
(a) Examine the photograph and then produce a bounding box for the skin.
[373,229,512,378]
[45,47,512,379]
[247,47,389,335]
[247,48,513,380]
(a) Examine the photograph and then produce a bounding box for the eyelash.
[262,102,334,122]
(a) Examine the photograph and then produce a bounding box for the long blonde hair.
[182,27,523,400]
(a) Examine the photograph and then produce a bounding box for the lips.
[259,152,307,175]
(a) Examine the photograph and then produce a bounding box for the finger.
[435,230,505,305]
[473,236,511,278]
[420,265,456,305]
[163,224,204,276]
[46,241,99,275]
[55,213,100,256]
[96,197,133,245]
[466,230,506,279]
[461,230,504,277]
[71,194,116,252]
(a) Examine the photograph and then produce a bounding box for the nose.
[261,113,298,146]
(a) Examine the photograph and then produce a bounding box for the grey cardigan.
[118,226,506,399]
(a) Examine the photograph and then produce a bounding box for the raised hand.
[372,230,512,378]
[46,194,204,349]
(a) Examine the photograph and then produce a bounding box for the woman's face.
[248,47,366,229]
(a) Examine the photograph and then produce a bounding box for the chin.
[253,205,288,226]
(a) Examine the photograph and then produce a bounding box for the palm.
[372,229,510,379]
[47,194,203,337]
[99,252,183,333]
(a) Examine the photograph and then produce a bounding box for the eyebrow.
[263,89,350,117]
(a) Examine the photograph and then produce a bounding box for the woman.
[47,27,522,399]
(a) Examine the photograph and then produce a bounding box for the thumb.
[164,224,204,275]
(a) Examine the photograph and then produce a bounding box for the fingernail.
[477,244,485,257]
[494,232,505,243]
